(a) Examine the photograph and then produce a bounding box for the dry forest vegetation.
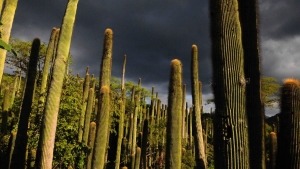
[0,0,297,169]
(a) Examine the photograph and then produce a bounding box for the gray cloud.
[9,0,299,112]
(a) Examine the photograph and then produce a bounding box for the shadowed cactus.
[165,59,183,169]
[238,1,265,168]
[276,79,300,169]
[269,132,277,169]
[11,38,40,169]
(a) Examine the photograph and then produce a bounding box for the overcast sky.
[9,0,300,115]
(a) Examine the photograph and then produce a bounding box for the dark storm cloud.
[259,0,300,39]
[259,0,300,81]
[10,0,298,109]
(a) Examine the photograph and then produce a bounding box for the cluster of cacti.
[1,0,299,169]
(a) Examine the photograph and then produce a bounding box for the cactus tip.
[105,28,113,35]
[192,44,198,49]
[171,59,182,67]
[283,78,300,87]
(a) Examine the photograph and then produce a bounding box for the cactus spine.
[0,0,18,83]
[36,0,79,168]
[276,79,300,169]
[10,38,40,169]
[191,44,207,168]
[92,28,113,169]
[165,59,182,169]
[210,0,249,168]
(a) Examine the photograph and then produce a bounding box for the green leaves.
[0,39,17,56]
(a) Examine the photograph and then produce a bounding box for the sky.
[8,0,300,116]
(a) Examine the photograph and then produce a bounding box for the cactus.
[3,131,16,169]
[35,0,79,168]
[39,27,60,105]
[182,84,186,139]
[86,122,96,169]
[115,54,127,169]
[276,79,300,169]
[82,88,95,145]
[92,86,111,169]
[1,88,10,134]
[141,119,148,169]
[131,79,142,155]
[0,0,18,83]
[10,38,40,169]
[238,1,265,168]
[269,132,277,169]
[210,0,249,168]
[134,147,141,169]
[99,28,113,87]
[165,59,183,169]
[79,67,91,142]
[191,44,207,168]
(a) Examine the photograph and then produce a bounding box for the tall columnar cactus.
[238,1,265,168]
[99,28,113,87]
[131,79,142,155]
[141,119,148,169]
[39,27,60,105]
[276,79,300,169]
[11,38,40,169]
[92,86,111,169]
[191,44,207,168]
[269,132,277,169]
[78,67,91,142]
[210,0,249,168]
[86,122,96,169]
[115,54,127,169]
[0,0,18,83]
[165,59,183,169]
[35,1,79,168]
[92,28,113,169]
[134,147,141,169]
[82,88,95,145]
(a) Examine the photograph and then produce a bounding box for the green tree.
[261,76,280,107]
[6,38,47,75]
